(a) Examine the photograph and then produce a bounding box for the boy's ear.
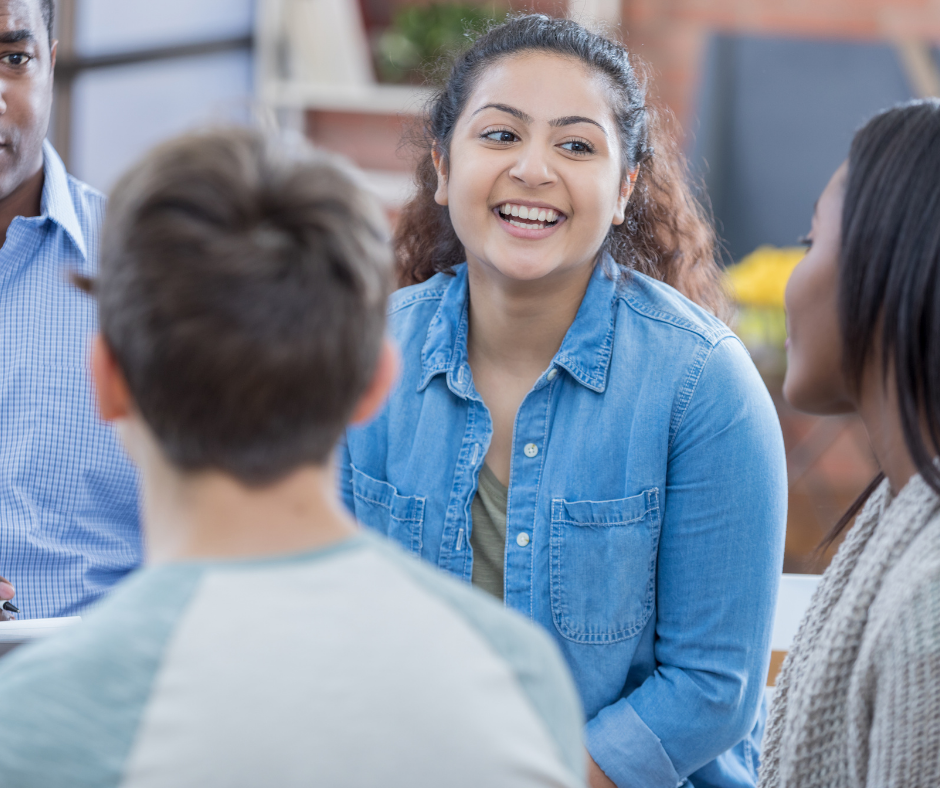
[431,147,448,207]
[351,338,400,426]
[91,335,133,422]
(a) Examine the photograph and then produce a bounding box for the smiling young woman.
[339,15,787,788]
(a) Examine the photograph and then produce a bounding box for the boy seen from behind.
[0,128,584,788]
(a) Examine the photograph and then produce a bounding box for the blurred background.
[52,0,940,572]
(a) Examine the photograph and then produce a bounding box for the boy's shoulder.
[0,537,584,787]
[361,533,585,777]
[0,564,204,787]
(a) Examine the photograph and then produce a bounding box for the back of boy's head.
[96,127,392,485]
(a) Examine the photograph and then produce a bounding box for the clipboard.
[0,617,82,658]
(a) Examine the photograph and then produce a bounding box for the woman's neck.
[465,258,595,374]
[856,363,925,496]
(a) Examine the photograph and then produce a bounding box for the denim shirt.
[339,258,787,788]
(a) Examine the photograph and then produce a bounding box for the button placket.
[504,381,552,616]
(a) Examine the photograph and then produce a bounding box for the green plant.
[375,3,507,84]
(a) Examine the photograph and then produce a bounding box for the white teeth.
[509,219,547,229]
[498,203,562,224]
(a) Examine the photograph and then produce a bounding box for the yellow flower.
[727,245,806,309]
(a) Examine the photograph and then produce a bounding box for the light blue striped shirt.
[0,141,141,619]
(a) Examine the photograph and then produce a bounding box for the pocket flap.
[351,465,426,523]
[551,489,658,527]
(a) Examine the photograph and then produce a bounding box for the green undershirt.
[470,464,509,601]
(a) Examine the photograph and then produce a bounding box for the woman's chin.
[471,252,585,286]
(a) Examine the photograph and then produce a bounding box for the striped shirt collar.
[39,139,88,262]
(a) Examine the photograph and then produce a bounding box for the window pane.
[70,50,253,191]
[75,0,254,56]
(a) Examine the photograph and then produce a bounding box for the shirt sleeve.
[862,570,940,787]
[586,336,788,787]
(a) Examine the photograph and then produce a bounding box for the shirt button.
[547,368,558,381]
[524,443,539,458]
[516,532,530,547]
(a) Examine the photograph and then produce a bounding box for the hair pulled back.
[821,99,940,549]
[842,100,940,488]
[395,14,728,318]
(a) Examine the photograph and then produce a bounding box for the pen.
[2,601,18,614]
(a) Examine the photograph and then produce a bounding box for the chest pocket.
[350,466,425,555]
[550,489,661,644]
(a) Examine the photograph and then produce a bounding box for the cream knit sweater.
[758,473,940,788]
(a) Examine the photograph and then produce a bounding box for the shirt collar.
[418,255,619,395]
[551,255,618,392]
[39,139,88,261]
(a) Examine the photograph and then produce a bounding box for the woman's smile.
[492,199,567,239]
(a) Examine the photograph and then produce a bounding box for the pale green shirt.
[470,464,509,600]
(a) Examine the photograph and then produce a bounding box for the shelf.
[260,80,435,115]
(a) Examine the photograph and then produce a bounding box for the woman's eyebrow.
[471,103,533,123]
[550,115,608,136]
[470,104,607,136]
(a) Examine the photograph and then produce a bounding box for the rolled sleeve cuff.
[585,701,682,788]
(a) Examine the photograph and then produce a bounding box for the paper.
[0,617,81,657]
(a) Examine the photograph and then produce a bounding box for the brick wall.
[621,0,940,132]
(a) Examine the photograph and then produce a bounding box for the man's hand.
[587,754,617,788]
[0,575,16,621]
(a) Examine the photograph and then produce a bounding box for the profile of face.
[0,0,55,200]
[783,162,855,414]
[433,52,632,284]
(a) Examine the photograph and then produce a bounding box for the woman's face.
[434,52,632,285]
[783,162,855,414]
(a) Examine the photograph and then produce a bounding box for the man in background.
[0,0,140,618]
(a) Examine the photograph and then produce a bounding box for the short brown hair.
[93,127,392,484]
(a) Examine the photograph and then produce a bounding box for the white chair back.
[767,573,821,686]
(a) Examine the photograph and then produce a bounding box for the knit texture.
[759,473,940,788]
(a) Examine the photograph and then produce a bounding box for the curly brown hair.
[394,15,729,320]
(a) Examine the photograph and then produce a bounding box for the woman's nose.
[508,143,556,188]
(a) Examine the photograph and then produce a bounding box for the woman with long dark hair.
[340,15,787,787]
[759,99,940,788]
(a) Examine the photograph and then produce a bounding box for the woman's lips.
[492,206,566,240]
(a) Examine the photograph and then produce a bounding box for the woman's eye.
[560,139,595,155]
[1,54,30,66]
[483,130,518,144]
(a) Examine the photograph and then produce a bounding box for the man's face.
[0,0,54,200]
